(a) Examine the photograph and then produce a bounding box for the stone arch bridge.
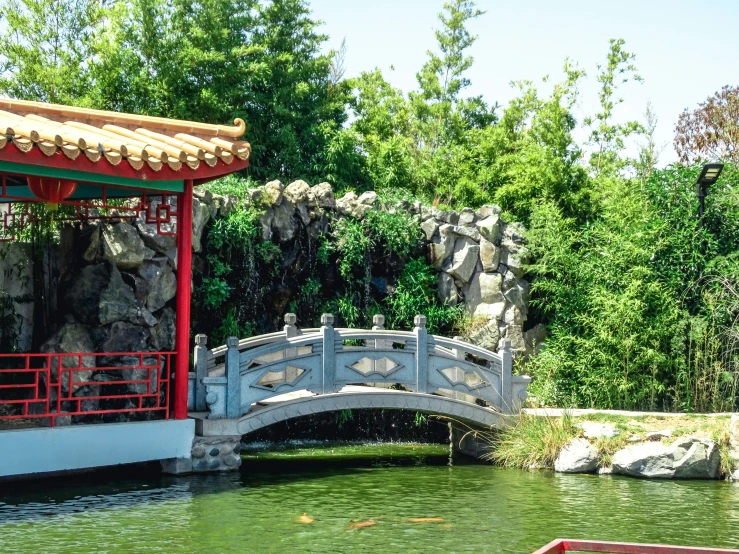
[188,314,530,437]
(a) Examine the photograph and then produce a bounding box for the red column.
[174,179,194,419]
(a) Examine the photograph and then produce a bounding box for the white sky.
[310,0,739,166]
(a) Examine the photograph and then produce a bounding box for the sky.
[309,0,739,165]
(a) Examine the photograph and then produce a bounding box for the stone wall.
[194,179,540,355]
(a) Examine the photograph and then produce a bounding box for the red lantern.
[27,176,77,210]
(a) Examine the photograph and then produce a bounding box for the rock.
[435,211,460,225]
[579,422,620,439]
[283,180,311,204]
[503,222,526,243]
[730,415,739,459]
[524,323,547,358]
[138,258,177,312]
[464,272,505,319]
[311,182,335,209]
[429,224,456,268]
[504,279,530,312]
[480,238,500,273]
[99,321,150,355]
[468,322,500,351]
[263,180,284,206]
[420,218,439,241]
[476,215,501,244]
[40,323,96,392]
[191,197,211,253]
[646,430,673,441]
[506,324,525,351]
[554,438,599,473]
[102,222,146,269]
[272,200,299,242]
[446,239,479,284]
[82,224,101,262]
[612,437,720,479]
[193,186,213,205]
[730,469,739,482]
[64,263,112,324]
[99,264,151,326]
[477,205,501,218]
[500,239,529,277]
[357,191,378,206]
[336,191,359,216]
[438,273,459,306]
[458,208,476,226]
[135,220,176,256]
[672,437,720,479]
[503,305,523,326]
[451,225,481,242]
[150,308,176,351]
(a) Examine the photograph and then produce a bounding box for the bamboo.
[0,97,246,138]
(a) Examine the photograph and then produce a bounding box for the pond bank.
[477,411,739,481]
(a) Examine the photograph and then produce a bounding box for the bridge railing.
[189,313,530,420]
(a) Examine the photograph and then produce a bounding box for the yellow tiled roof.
[0,98,251,172]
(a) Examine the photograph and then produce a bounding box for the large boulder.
[446,238,479,284]
[99,321,150,355]
[310,182,335,209]
[150,307,176,351]
[467,321,501,351]
[134,219,176,256]
[437,272,459,306]
[102,222,147,269]
[612,437,720,479]
[138,258,177,312]
[64,262,156,327]
[40,322,96,393]
[476,214,501,244]
[263,180,284,206]
[429,224,455,268]
[420,218,439,241]
[480,238,500,273]
[554,438,599,473]
[283,180,311,204]
[464,272,505,320]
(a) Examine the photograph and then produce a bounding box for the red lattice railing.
[0,351,173,427]
[0,172,180,241]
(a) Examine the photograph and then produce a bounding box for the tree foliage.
[674,84,739,164]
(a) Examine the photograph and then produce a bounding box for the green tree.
[0,0,103,105]
[584,38,644,178]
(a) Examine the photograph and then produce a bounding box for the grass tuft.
[485,412,578,469]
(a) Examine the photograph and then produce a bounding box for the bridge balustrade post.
[414,315,429,393]
[321,314,336,394]
[194,334,209,411]
[372,314,391,350]
[284,313,299,383]
[499,338,513,414]
[226,336,241,418]
[451,336,468,401]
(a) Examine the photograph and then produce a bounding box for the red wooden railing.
[533,539,739,554]
[0,351,172,426]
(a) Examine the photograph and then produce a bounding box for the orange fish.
[298,513,314,524]
[405,517,445,523]
[346,520,377,530]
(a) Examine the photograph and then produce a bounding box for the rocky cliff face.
[3,180,538,382]
[197,179,538,355]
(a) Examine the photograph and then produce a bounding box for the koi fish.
[405,517,445,523]
[346,520,377,530]
[299,513,314,524]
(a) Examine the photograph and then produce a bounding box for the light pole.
[696,163,724,228]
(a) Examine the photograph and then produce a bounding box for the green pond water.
[1,442,739,553]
